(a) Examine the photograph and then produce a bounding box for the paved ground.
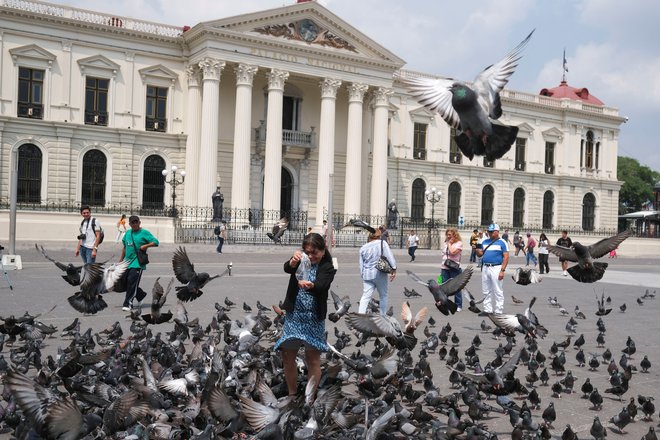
[1,240,660,438]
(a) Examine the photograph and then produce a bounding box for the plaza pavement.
[1,240,659,438]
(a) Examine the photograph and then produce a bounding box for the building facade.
[0,0,624,232]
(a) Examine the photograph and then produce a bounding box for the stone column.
[183,65,202,207]
[231,64,258,212]
[343,83,368,216]
[197,58,225,208]
[370,87,391,217]
[315,78,342,225]
[262,69,289,212]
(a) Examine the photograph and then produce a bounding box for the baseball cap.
[487,223,500,232]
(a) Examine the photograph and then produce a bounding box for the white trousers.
[481,265,504,313]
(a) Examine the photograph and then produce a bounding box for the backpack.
[81,218,105,244]
[213,225,221,235]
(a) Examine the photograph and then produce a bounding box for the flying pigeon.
[398,30,534,161]
[511,267,542,285]
[347,218,376,234]
[487,296,547,338]
[406,267,474,315]
[266,217,289,244]
[546,230,632,283]
[141,277,175,325]
[172,246,228,302]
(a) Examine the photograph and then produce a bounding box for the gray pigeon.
[547,230,632,283]
[511,267,542,285]
[399,30,534,161]
[406,267,474,315]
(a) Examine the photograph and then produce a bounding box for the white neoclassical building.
[0,0,624,234]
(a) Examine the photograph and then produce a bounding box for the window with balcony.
[411,178,426,221]
[146,86,167,132]
[545,142,555,174]
[515,138,526,171]
[513,188,525,228]
[413,122,427,160]
[449,128,462,164]
[17,143,42,203]
[582,193,596,231]
[18,67,44,119]
[481,185,494,225]
[447,182,461,224]
[81,150,107,206]
[542,191,554,229]
[85,77,109,126]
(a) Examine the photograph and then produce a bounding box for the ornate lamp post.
[425,187,441,246]
[162,165,185,217]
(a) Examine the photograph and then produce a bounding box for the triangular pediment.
[542,127,564,140]
[9,44,56,65]
[516,122,535,135]
[138,64,178,84]
[77,54,120,74]
[409,106,435,119]
[199,2,405,68]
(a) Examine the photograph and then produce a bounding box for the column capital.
[199,58,225,81]
[373,87,393,107]
[235,64,258,86]
[185,65,201,87]
[320,78,342,99]
[348,83,369,102]
[267,69,289,91]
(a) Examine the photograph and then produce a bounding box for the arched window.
[17,143,42,203]
[513,188,525,228]
[481,185,494,225]
[142,155,166,210]
[542,191,554,229]
[582,193,596,231]
[81,150,107,206]
[447,182,461,224]
[411,178,426,222]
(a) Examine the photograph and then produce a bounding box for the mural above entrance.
[253,19,358,53]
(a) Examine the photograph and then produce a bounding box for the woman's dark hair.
[539,233,547,240]
[302,232,326,251]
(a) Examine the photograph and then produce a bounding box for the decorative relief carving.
[235,64,258,86]
[185,65,201,87]
[319,78,342,98]
[267,69,289,91]
[253,19,358,53]
[198,58,225,81]
[373,87,393,107]
[348,83,369,102]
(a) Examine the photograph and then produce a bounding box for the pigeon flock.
[0,230,657,439]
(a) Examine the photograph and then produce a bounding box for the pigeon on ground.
[511,267,542,285]
[449,349,522,394]
[398,30,534,161]
[547,230,632,283]
[266,217,289,243]
[406,267,474,315]
[172,246,228,302]
[595,291,612,316]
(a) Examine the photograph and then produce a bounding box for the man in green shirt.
[120,215,159,311]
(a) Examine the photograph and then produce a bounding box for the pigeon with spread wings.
[449,349,522,394]
[67,260,129,314]
[406,267,474,315]
[511,267,542,285]
[346,302,427,350]
[399,30,534,162]
[347,218,376,234]
[36,243,111,287]
[172,246,228,302]
[266,217,289,244]
[488,296,547,339]
[141,277,175,324]
[547,230,632,283]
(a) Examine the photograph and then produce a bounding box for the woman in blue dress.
[275,233,337,398]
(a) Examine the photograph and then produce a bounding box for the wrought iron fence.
[0,198,173,217]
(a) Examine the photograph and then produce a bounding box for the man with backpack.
[75,205,103,264]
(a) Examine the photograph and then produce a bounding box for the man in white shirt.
[74,205,102,264]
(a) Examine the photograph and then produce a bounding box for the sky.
[46,0,660,172]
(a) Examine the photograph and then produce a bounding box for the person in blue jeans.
[359,229,397,315]
[441,227,464,311]
[120,215,159,311]
[524,232,538,267]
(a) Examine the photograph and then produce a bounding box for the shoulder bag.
[444,244,460,270]
[375,239,394,274]
[132,232,149,265]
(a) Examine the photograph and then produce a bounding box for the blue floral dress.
[275,265,329,352]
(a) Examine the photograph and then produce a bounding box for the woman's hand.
[389,270,397,282]
[289,251,302,267]
[298,280,314,290]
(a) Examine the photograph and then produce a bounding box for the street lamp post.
[162,165,186,217]
[425,187,441,247]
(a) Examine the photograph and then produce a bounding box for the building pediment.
[138,64,178,86]
[9,44,56,68]
[409,106,435,120]
[196,2,405,69]
[542,127,564,141]
[77,54,120,77]
[516,122,535,136]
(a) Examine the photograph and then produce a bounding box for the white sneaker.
[122,306,130,311]
[563,271,568,276]
[456,307,462,312]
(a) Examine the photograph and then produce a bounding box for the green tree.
[617,156,660,214]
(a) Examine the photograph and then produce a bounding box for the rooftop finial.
[562,48,569,83]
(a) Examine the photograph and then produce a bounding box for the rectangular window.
[413,122,427,160]
[483,157,495,168]
[545,141,555,174]
[449,128,462,164]
[585,143,594,169]
[595,143,600,170]
[515,137,526,171]
[17,67,44,119]
[84,77,109,126]
[146,85,167,132]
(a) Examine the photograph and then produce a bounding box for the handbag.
[375,239,394,274]
[444,245,460,270]
[131,234,149,265]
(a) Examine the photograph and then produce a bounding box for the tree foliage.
[617,156,660,213]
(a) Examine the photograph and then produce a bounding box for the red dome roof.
[539,81,604,105]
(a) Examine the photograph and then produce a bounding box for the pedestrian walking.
[512,231,524,257]
[215,221,227,253]
[538,232,550,274]
[359,229,397,315]
[115,214,127,243]
[441,227,464,311]
[556,230,573,276]
[469,229,479,263]
[120,215,159,311]
[407,230,419,262]
[476,223,509,314]
[74,205,102,264]
[524,233,538,267]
